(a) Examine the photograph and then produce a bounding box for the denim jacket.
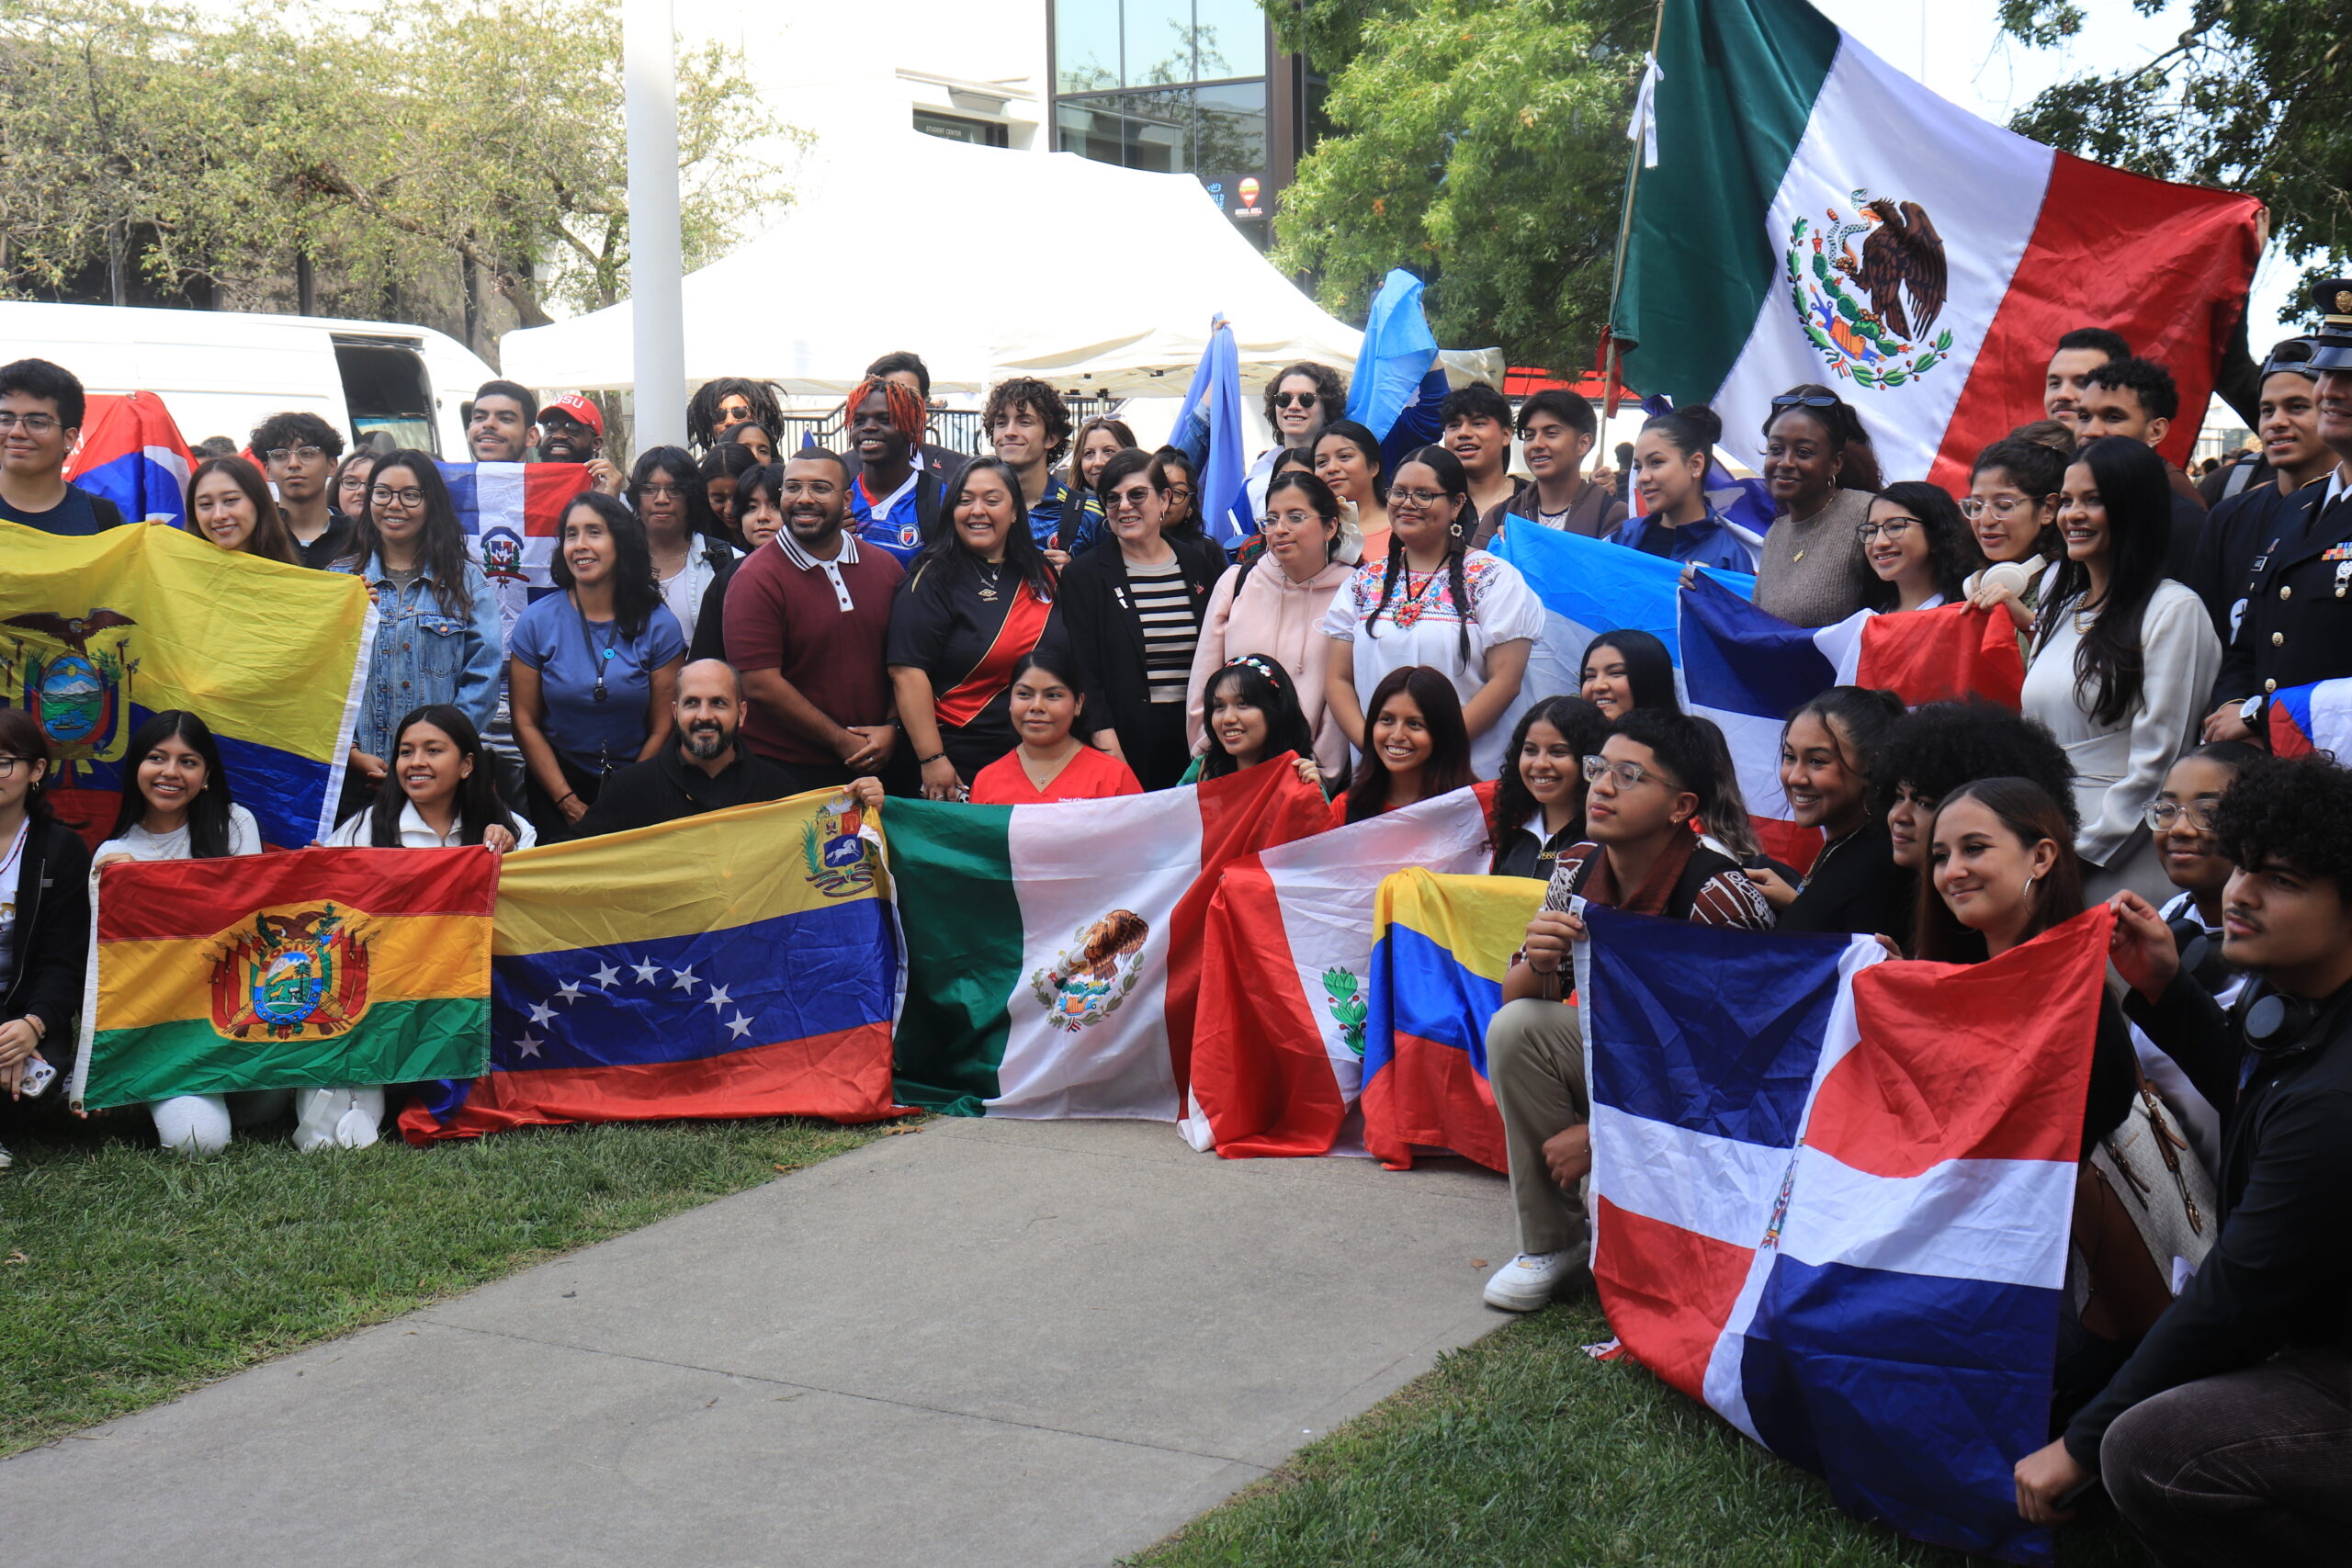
[346,552,503,760]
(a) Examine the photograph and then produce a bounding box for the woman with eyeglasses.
[1962,434,2068,659]
[1148,446,1230,586]
[1060,447,1219,788]
[1187,470,1354,777]
[628,446,735,647]
[1321,446,1544,781]
[508,491,686,838]
[340,450,502,818]
[1751,385,1883,626]
[1609,406,1761,572]
[1860,481,1982,615]
[2148,740,2261,1005]
[185,456,300,566]
[2018,438,2222,903]
[1314,418,1391,563]
[332,450,379,539]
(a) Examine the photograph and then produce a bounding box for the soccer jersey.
[851,469,928,564]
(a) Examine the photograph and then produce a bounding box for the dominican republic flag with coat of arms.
[1616,0,2263,494]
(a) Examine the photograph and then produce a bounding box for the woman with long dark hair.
[697,441,762,550]
[688,460,784,664]
[1577,629,1679,720]
[1183,655,1325,790]
[1489,694,1610,879]
[1963,434,2068,660]
[0,710,91,1164]
[341,450,502,815]
[509,491,685,836]
[1751,385,1882,626]
[1314,417,1390,561]
[326,705,532,852]
[2020,439,2220,900]
[628,446,734,646]
[186,456,300,566]
[1860,481,1981,614]
[1149,446,1229,584]
[1609,406,1760,571]
[1321,446,1543,781]
[888,457,1104,798]
[1340,665,1475,823]
[1747,686,1910,940]
[967,652,1142,806]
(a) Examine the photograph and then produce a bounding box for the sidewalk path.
[0,1117,1511,1567]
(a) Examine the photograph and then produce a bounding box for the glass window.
[914,110,1009,148]
[1122,0,1193,87]
[1190,0,1267,80]
[1057,1,1121,93]
[1193,79,1267,180]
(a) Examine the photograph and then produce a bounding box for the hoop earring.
[2022,874,2038,903]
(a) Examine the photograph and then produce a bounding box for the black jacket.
[1774,818,1913,944]
[1057,544,1218,752]
[3,818,91,1060]
[2064,968,2352,1465]
[2214,487,2352,709]
[571,745,800,837]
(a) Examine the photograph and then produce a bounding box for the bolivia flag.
[886,760,1332,1120]
[75,847,497,1111]
[1577,904,2113,1563]
[402,791,902,1141]
[439,460,594,645]
[1679,575,2025,869]
[1360,868,1547,1172]
[1187,786,1495,1157]
[1617,0,2263,493]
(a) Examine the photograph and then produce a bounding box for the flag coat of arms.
[1576,904,2113,1563]
[0,519,372,848]
[886,761,1332,1120]
[438,461,593,645]
[76,847,497,1110]
[402,791,901,1141]
[1617,0,2263,494]
[1187,787,1494,1157]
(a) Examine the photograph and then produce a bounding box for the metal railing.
[777,398,1125,457]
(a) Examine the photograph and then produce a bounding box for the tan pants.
[1486,997,1590,1257]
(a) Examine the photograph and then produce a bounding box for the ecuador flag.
[75,847,497,1111]
[0,519,373,850]
[402,790,903,1141]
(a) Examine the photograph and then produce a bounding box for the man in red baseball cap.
[540,393,622,493]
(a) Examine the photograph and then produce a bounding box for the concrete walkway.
[0,1117,1512,1568]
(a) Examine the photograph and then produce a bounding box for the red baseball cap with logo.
[544,393,605,436]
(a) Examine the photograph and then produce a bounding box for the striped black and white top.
[1128,557,1200,705]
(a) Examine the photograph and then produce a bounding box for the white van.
[0,301,497,457]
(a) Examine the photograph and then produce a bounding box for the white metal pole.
[624,0,686,450]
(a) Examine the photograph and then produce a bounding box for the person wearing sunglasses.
[1751,384,1883,627]
[508,492,685,838]
[340,450,502,821]
[250,410,354,568]
[0,357,124,536]
[1242,362,1347,531]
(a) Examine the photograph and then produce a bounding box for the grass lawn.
[0,1111,899,1458]
[1131,1296,2149,1568]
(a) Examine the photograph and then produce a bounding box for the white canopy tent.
[500,132,1499,399]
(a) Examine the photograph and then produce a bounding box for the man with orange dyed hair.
[842,374,944,564]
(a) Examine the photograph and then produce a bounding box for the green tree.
[1998,0,2350,309]
[1266,0,1652,368]
[0,0,798,329]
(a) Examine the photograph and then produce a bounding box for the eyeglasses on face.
[0,412,61,433]
[639,484,683,500]
[2144,800,2220,833]
[1390,487,1448,508]
[1855,518,1918,543]
[1959,496,2041,519]
[265,446,327,464]
[1259,508,1321,529]
[1581,755,1676,792]
[1108,485,1157,508]
[0,756,28,777]
[370,486,425,507]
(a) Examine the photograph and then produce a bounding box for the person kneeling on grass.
[1481,709,1773,1312]
[2011,753,2352,1562]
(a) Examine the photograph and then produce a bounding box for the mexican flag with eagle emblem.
[1616,0,2263,493]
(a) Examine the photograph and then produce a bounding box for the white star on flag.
[515,1032,545,1058]
[527,1001,558,1027]
[670,965,700,993]
[705,984,731,1011]
[590,964,620,989]
[556,981,583,1004]
[632,959,662,985]
[724,1012,753,1040]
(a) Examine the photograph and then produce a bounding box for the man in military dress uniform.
[2207,281,2352,742]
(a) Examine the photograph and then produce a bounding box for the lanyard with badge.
[571,592,630,773]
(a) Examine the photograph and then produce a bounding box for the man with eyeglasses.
[0,358,124,536]
[1478,709,1772,1314]
[250,411,352,568]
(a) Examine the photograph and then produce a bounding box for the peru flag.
[1576,904,2114,1564]
[62,391,194,527]
[1617,0,2262,494]
[437,460,595,645]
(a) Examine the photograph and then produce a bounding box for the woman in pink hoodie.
[1185,470,1354,776]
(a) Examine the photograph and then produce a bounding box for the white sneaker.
[0,1139,11,1172]
[1483,1250,1579,1312]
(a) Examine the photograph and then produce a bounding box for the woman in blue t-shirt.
[509,492,685,839]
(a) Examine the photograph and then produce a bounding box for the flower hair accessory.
[1225,654,1283,684]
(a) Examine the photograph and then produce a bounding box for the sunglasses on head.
[1770,391,1841,410]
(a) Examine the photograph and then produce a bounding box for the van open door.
[334,334,440,456]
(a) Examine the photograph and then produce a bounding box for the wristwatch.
[2240,694,2265,728]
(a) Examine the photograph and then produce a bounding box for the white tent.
[500,133,1499,399]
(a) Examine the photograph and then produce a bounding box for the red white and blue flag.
[435,460,594,642]
[2267,678,2352,760]
[1679,575,2025,869]
[62,391,195,527]
[1576,903,2113,1563]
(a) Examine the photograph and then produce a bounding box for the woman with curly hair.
[1860,480,1983,614]
[1871,698,2078,877]
[1488,695,1610,879]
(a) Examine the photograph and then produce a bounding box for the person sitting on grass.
[1337,665,1475,824]
[1488,694,1610,881]
[1181,655,1325,793]
[326,705,532,853]
[1480,708,1773,1314]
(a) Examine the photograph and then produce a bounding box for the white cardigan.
[2020,579,2220,870]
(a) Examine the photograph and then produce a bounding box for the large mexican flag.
[885,761,1333,1119]
[1617,0,2263,493]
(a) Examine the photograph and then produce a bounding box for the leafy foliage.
[1266,0,1654,369]
[0,0,799,326]
[1998,0,2351,312]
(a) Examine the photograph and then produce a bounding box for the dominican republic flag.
[1184,786,1494,1157]
[1170,315,1254,549]
[436,460,594,644]
[1576,904,2115,1564]
[2268,679,2352,759]
[1491,521,1757,710]
[1616,0,2263,494]
[1679,575,2025,869]
[62,391,194,527]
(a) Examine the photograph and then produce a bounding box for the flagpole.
[1601,0,1670,449]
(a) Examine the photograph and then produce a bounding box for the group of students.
[5,288,2352,1562]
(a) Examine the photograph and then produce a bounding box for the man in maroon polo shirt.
[721,447,905,793]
